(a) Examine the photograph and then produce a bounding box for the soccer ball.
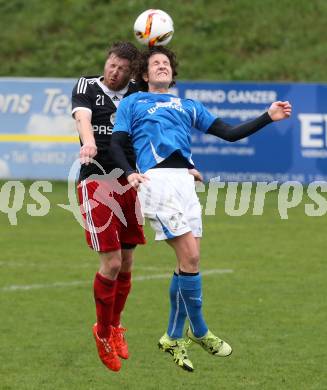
[134,9,174,47]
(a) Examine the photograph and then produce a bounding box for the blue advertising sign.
[0,78,79,180]
[0,78,326,182]
[174,82,327,183]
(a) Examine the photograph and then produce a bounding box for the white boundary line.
[0,262,169,270]
[0,269,233,292]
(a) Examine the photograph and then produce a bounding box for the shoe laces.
[98,335,113,354]
[174,339,191,360]
[203,331,223,350]
[112,327,127,345]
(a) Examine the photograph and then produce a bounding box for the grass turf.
[0,181,326,389]
[2,0,327,82]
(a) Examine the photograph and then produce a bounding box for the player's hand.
[127,172,149,190]
[268,101,292,121]
[80,143,97,165]
[188,168,203,182]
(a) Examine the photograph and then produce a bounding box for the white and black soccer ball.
[133,9,174,47]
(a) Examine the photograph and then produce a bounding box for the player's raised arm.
[267,101,292,121]
[207,101,292,142]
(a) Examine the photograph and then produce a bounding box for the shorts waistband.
[145,168,189,174]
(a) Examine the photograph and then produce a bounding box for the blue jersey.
[113,91,216,173]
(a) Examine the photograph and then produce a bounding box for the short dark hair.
[107,41,140,74]
[135,46,178,91]
[107,41,139,61]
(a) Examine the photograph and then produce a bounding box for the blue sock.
[167,273,187,339]
[178,273,208,338]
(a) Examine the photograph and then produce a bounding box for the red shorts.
[77,176,146,252]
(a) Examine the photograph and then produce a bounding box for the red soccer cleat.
[111,326,129,360]
[92,323,121,372]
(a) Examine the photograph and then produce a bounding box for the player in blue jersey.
[110,46,292,371]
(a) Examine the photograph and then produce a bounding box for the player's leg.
[92,250,122,371]
[154,243,194,371]
[117,177,146,322]
[157,247,193,370]
[112,247,134,328]
[95,250,122,337]
[163,236,201,339]
[147,206,190,345]
[169,233,232,357]
[110,177,146,359]
[167,232,208,335]
[158,266,194,372]
[166,271,187,338]
[138,169,195,370]
[164,239,193,340]
[113,179,145,329]
[111,246,135,360]
[180,176,232,356]
[78,178,123,371]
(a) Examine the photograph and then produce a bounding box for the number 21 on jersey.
[96,95,104,106]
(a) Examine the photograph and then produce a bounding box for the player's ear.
[142,73,148,82]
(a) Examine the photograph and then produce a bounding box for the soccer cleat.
[111,326,129,359]
[158,333,194,372]
[92,323,121,372]
[186,327,232,357]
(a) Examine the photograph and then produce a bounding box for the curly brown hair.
[135,46,178,91]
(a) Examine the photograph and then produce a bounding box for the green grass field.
[0,181,326,389]
[2,0,327,82]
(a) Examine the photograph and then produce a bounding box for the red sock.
[93,272,117,338]
[112,272,132,327]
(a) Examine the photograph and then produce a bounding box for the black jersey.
[71,76,138,181]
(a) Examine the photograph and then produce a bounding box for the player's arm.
[111,132,148,190]
[208,101,292,141]
[111,132,135,176]
[74,110,97,164]
[71,78,98,164]
[111,97,149,189]
[188,168,203,182]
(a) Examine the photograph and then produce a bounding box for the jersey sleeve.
[191,100,216,133]
[112,96,132,134]
[71,77,92,117]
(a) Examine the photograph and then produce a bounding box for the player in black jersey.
[71,42,145,372]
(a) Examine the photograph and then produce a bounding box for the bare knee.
[167,233,201,273]
[178,250,200,273]
[182,252,200,273]
[121,249,134,272]
[99,250,122,279]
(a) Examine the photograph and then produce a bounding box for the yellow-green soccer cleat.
[186,327,232,357]
[158,333,194,372]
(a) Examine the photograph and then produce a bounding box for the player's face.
[103,54,132,91]
[143,53,172,91]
